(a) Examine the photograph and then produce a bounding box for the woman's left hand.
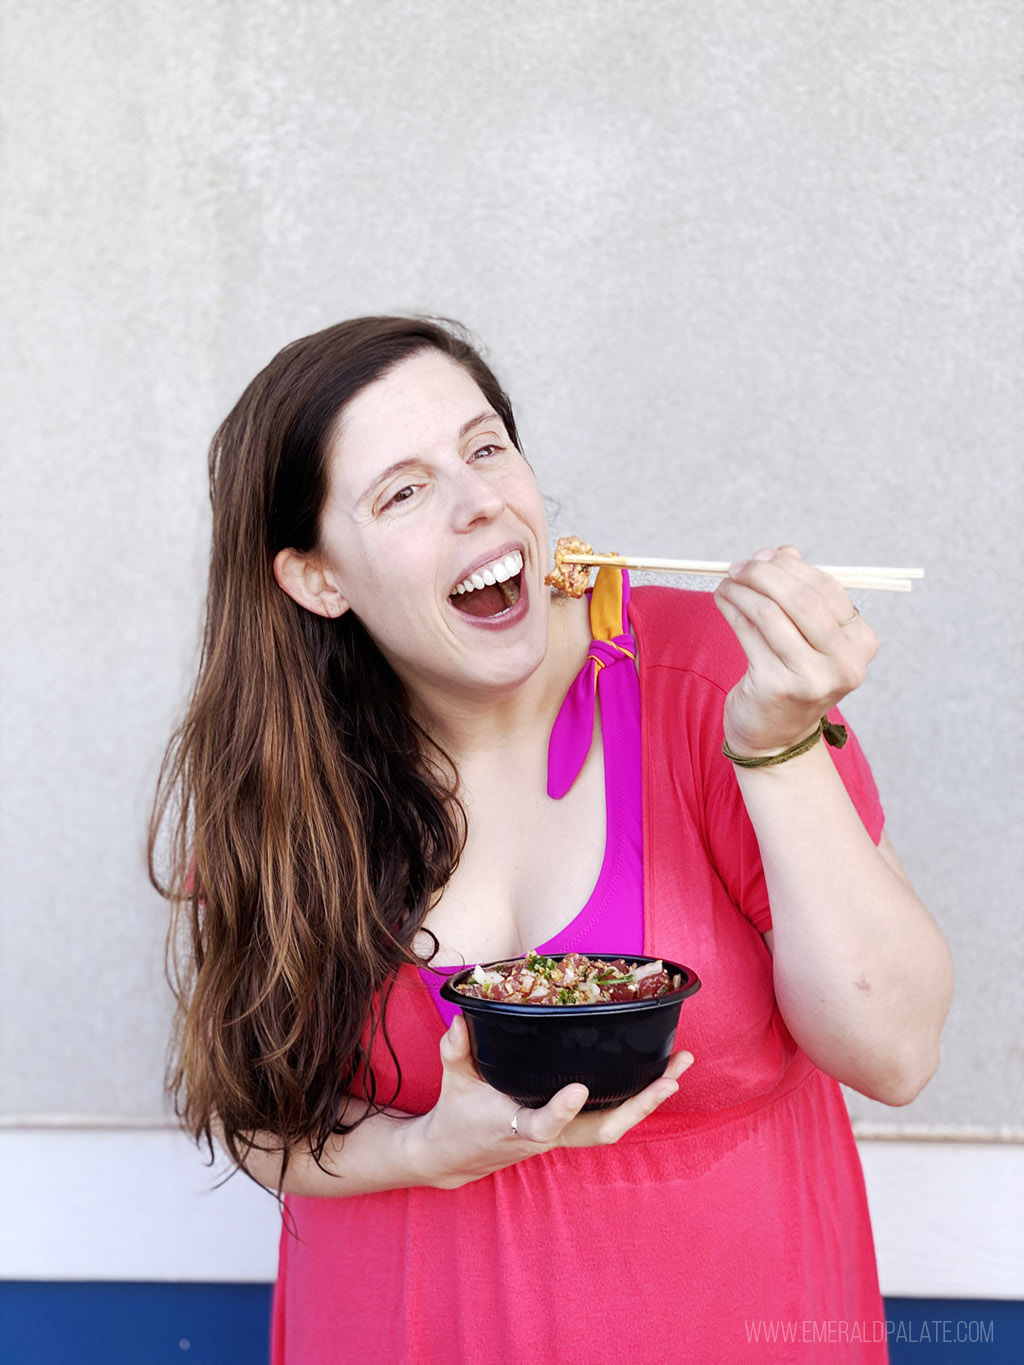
[713,546,879,758]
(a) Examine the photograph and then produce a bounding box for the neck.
[412,594,591,763]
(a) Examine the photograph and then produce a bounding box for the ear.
[273,547,350,619]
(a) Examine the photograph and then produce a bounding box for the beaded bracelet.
[722,716,849,768]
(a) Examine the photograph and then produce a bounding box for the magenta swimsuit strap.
[421,570,644,1027]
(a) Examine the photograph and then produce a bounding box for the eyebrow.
[357,411,501,504]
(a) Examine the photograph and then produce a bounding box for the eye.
[470,443,501,461]
[382,483,418,510]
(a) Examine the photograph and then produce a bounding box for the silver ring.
[510,1107,523,1138]
[838,606,860,628]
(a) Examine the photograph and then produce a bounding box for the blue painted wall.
[1,1284,1022,1363]
[0,1284,272,1365]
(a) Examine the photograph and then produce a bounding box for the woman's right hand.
[412,1015,693,1190]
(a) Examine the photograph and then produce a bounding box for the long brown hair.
[149,317,522,1181]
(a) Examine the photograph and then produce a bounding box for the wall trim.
[0,1129,1020,1297]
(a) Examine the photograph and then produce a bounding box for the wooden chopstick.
[558,554,924,593]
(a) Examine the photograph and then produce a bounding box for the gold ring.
[838,606,860,628]
[510,1107,523,1138]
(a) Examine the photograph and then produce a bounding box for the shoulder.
[628,585,747,691]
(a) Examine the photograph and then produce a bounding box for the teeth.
[452,550,523,597]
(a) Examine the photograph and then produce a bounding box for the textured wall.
[1,1,1020,1130]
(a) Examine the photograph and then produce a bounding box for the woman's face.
[307,348,552,707]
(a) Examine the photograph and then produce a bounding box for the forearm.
[238,1099,431,1198]
[736,744,953,1105]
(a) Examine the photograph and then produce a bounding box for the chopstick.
[558,554,924,593]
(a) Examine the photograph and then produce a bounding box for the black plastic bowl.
[439,953,701,1111]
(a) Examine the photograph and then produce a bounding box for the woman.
[151,316,953,1362]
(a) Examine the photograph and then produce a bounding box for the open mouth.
[449,550,524,619]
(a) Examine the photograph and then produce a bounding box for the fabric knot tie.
[586,636,636,673]
[547,568,635,800]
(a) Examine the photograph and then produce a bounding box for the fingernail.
[727,560,747,577]
[753,548,774,561]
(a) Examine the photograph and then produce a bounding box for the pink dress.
[272,579,888,1364]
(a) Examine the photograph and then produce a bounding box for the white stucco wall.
[1,0,1020,1164]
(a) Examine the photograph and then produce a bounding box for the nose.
[450,462,505,531]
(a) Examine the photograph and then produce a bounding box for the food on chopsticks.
[545,536,596,598]
[547,536,924,594]
[455,950,680,1005]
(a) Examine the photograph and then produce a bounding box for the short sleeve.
[628,585,886,941]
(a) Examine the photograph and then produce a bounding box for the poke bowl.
[439,950,701,1111]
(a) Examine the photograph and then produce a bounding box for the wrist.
[723,714,850,769]
[722,721,824,767]
[399,1112,441,1189]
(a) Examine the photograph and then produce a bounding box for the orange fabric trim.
[590,565,624,643]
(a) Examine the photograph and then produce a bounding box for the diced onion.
[632,960,664,982]
[472,965,504,986]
